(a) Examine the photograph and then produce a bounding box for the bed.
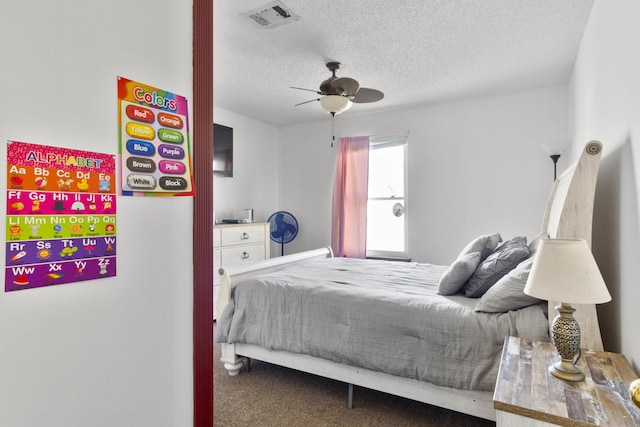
[214,140,604,421]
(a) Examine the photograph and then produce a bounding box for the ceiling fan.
[291,61,384,116]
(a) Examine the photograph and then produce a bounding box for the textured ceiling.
[214,0,594,126]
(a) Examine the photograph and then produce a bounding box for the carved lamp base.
[549,359,585,381]
[550,303,585,382]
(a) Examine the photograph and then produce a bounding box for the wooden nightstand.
[494,336,640,426]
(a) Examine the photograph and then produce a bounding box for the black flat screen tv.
[213,123,233,177]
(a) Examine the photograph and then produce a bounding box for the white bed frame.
[215,140,604,421]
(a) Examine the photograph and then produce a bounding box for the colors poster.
[117,76,194,196]
[5,141,117,292]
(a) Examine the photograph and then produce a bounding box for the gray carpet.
[214,340,497,426]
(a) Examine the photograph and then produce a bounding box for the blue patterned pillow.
[463,236,530,298]
[474,258,543,312]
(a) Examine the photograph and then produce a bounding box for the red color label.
[125,105,155,123]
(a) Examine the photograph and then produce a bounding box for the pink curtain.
[331,136,370,258]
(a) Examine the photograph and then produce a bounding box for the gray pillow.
[474,258,543,312]
[457,233,502,261]
[463,236,530,298]
[438,252,482,295]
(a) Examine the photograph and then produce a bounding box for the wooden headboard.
[540,140,604,351]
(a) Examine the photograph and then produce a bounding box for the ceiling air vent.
[243,1,300,28]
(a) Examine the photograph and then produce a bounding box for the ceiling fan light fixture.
[320,95,352,116]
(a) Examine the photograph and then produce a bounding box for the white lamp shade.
[524,239,611,304]
[320,95,352,115]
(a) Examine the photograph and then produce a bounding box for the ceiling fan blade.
[294,98,319,107]
[330,77,359,96]
[290,86,321,94]
[351,87,384,103]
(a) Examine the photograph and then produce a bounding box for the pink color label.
[158,160,186,174]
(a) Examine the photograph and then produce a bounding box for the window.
[366,134,408,259]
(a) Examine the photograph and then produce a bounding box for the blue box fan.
[267,211,298,256]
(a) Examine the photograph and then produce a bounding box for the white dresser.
[214,222,270,318]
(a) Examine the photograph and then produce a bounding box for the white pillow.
[438,252,482,295]
[458,233,502,261]
[528,231,550,255]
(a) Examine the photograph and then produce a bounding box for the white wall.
[279,86,569,264]
[0,2,193,426]
[213,107,281,255]
[213,107,279,224]
[568,0,640,369]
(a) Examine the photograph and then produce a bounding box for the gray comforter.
[215,257,549,391]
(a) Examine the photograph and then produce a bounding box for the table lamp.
[524,239,611,381]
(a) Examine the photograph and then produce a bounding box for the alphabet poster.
[5,141,117,292]
[118,76,194,196]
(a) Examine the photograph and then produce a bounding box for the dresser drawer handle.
[241,232,249,240]
[241,251,250,260]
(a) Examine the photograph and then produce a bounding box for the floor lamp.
[550,154,561,181]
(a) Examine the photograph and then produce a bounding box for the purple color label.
[158,144,185,159]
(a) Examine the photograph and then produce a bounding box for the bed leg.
[223,361,244,376]
[220,343,245,376]
[348,383,353,409]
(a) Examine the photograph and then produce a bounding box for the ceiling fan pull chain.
[331,115,335,147]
